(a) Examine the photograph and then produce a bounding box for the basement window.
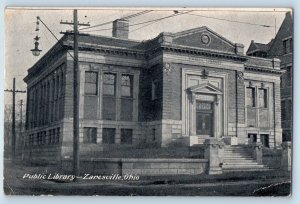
[260,134,269,148]
[248,134,257,143]
[83,127,97,144]
[102,128,115,144]
[121,129,133,144]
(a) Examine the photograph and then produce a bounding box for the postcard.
[4,7,292,196]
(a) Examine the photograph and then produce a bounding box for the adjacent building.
[23,19,283,163]
[247,12,293,141]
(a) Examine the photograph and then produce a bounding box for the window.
[260,134,269,147]
[286,66,292,86]
[52,129,56,144]
[102,128,115,144]
[283,131,291,142]
[259,88,268,108]
[102,97,116,120]
[121,129,133,144]
[85,71,98,95]
[246,87,256,107]
[83,127,97,143]
[283,38,293,54]
[121,74,133,121]
[29,134,34,146]
[152,80,159,100]
[37,132,43,145]
[287,99,292,121]
[121,99,133,121]
[152,128,156,141]
[55,128,60,144]
[48,130,52,144]
[121,75,133,97]
[103,73,116,96]
[42,131,46,145]
[51,78,55,123]
[102,73,116,120]
[281,100,286,121]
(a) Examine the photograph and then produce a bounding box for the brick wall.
[139,64,163,121]
[162,63,181,120]
[63,60,75,118]
[274,81,283,147]
[268,12,293,58]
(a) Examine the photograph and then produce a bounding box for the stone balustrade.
[252,142,263,164]
[204,139,225,175]
[281,141,292,171]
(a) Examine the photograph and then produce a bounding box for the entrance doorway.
[196,101,213,136]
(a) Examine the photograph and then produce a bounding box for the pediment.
[188,82,223,95]
[172,26,236,53]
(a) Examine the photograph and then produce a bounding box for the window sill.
[84,94,98,97]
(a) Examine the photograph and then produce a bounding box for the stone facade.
[23,24,283,163]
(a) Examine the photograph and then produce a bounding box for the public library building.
[23,19,283,163]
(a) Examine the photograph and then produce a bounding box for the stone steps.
[223,163,265,167]
[223,168,273,172]
[224,155,254,159]
[223,145,269,172]
[223,159,257,164]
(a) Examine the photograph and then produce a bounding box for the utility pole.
[73,9,80,177]
[19,100,25,160]
[60,9,90,177]
[275,18,277,36]
[4,78,26,161]
[19,100,23,133]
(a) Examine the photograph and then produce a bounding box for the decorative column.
[281,141,291,171]
[189,92,196,136]
[204,139,224,174]
[252,142,263,164]
[213,94,221,138]
[213,100,217,138]
[236,71,245,145]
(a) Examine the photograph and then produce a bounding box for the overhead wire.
[123,10,153,20]
[83,10,193,33]
[79,10,152,31]
[37,17,75,60]
[179,12,273,28]
[80,10,273,35]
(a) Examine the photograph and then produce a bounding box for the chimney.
[112,19,129,39]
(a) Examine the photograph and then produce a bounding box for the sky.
[4,8,290,106]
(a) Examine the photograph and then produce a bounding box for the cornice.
[159,45,247,62]
[27,36,284,83]
[245,66,283,74]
